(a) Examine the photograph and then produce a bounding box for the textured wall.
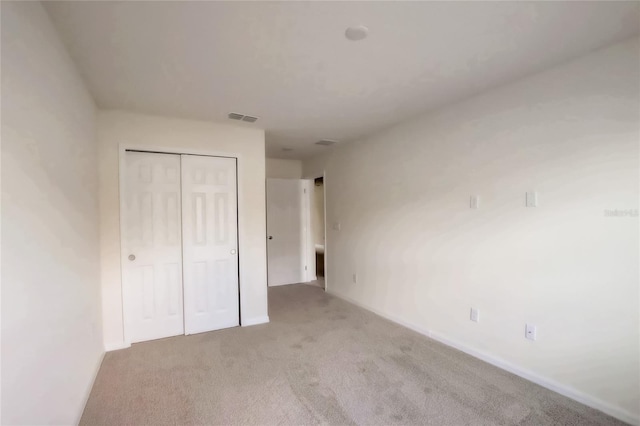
[312,38,639,422]
[266,158,303,179]
[1,2,103,424]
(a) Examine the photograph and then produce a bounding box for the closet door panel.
[122,151,184,343]
[181,155,239,334]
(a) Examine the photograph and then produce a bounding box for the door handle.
[268,236,273,240]
[128,254,136,261]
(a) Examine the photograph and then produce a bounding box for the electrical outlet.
[352,273,357,284]
[525,324,537,341]
[526,191,538,207]
[470,308,479,322]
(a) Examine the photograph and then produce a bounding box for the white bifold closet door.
[181,154,239,334]
[122,151,239,343]
[123,152,184,343]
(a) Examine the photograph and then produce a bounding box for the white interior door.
[122,151,184,343]
[181,155,240,334]
[267,179,306,286]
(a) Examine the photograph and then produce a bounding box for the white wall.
[1,2,104,424]
[98,110,269,349]
[312,38,640,423]
[266,158,302,179]
[303,151,331,180]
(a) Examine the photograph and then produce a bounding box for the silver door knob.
[268,236,273,240]
[128,254,136,261]
[230,249,237,255]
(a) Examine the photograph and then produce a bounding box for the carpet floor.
[81,284,624,425]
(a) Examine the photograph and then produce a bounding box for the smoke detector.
[315,140,338,146]
[228,112,259,123]
[345,25,369,41]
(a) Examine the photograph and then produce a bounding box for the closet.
[121,151,239,343]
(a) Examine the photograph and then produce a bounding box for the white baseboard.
[104,341,131,352]
[427,331,639,425]
[242,315,270,327]
[76,350,105,425]
[327,289,639,426]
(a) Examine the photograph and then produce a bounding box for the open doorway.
[309,176,326,289]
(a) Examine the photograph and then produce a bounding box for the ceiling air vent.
[228,112,259,123]
[315,139,337,146]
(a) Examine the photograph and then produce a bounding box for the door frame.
[301,179,314,283]
[118,144,245,346]
[303,172,327,291]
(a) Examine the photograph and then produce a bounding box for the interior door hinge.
[305,265,307,270]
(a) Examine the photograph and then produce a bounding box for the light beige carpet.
[81,284,624,425]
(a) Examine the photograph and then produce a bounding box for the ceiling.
[45,1,639,160]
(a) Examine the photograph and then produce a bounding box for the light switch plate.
[526,192,538,207]
[470,195,480,209]
[470,308,479,322]
[332,222,341,231]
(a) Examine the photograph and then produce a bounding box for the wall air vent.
[315,140,338,146]
[228,112,244,120]
[282,147,294,152]
[242,115,258,123]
